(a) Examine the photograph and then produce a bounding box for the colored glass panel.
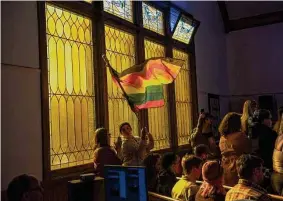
[144,39,169,150]
[105,24,138,145]
[46,4,95,170]
[173,49,192,146]
[142,3,164,35]
[104,0,133,22]
[172,16,195,44]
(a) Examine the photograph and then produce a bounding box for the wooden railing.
[150,178,283,201]
[148,192,179,201]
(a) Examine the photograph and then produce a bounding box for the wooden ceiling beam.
[217,1,283,33]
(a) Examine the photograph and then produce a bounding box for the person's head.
[181,154,203,179]
[7,175,43,201]
[143,153,161,172]
[236,154,264,184]
[160,152,179,174]
[202,160,223,185]
[219,112,241,136]
[193,144,210,160]
[242,100,257,118]
[94,128,110,148]
[253,109,272,127]
[204,113,213,125]
[119,122,132,136]
[277,106,283,118]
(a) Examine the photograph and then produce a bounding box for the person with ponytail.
[273,106,283,134]
[241,100,257,137]
[271,114,283,195]
[195,160,226,201]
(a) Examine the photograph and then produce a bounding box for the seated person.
[7,174,43,201]
[93,128,121,177]
[172,155,203,201]
[194,144,211,161]
[116,122,154,166]
[225,154,272,201]
[195,160,226,201]
[156,152,179,196]
[143,153,161,192]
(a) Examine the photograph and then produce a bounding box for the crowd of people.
[6,100,283,201]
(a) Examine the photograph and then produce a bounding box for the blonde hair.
[241,100,256,133]
[279,114,283,135]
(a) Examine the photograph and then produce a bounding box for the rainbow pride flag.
[106,57,183,112]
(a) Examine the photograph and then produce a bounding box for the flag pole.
[102,55,140,120]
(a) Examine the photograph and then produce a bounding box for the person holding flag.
[103,55,183,166]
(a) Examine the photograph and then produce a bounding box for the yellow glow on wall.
[105,25,138,145]
[144,39,170,150]
[46,4,95,170]
[173,49,192,146]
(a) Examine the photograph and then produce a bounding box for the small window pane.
[46,4,95,170]
[104,0,133,22]
[172,16,195,44]
[105,25,138,146]
[173,49,192,146]
[170,7,180,32]
[142,3,164,35]
[145,39,169,150]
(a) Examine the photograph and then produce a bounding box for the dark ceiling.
[225,1,283,20]
[218,1,283,33]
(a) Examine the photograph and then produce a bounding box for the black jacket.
[251,124,277,169]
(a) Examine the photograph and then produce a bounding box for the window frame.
[38,1,199,181]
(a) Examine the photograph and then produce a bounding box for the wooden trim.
[189,40,199,127]
[37,1,51,181]
[217,1,230,33]
[229,11,283,31]
[95,2,109,129]
[48,1,92,18]
[135,1,148,131]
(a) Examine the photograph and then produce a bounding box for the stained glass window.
[46,4,95,170]
[144,39,169,150]
[105,25,138,146]
[142,3,164,35]
[173,49,192,146]
[172,15,195,44]
[104,0,133,22]
[170,7,180,32]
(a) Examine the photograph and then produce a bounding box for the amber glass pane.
[142,3,164,35]
[144,39,169,150]
[105,25,138,146]
[173,49,192,146]
[172,16,195,44]
[104,0,133,22]
[46,4,95,170]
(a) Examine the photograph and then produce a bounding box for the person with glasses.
[7,174,43,201]
[251,109,277,170]
[93,128,121,177]
[225,154,271,201]
[115,122,154,166]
